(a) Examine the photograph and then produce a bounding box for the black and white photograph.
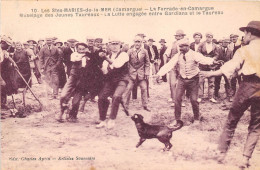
[1,0,260,170]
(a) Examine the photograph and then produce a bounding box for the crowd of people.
[0,20,259,169]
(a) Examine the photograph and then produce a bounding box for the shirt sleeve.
[220,49,244,78]
[101,60,109,74]
[157,55,178,76]
[70,52,83,62]
[111,52,129,68]
[194,52,214,65]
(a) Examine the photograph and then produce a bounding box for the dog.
[131,114,183,151]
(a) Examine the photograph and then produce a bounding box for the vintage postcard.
[1,0,260,170]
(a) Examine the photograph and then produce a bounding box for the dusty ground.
[1,80,260,170]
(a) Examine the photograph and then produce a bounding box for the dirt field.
[1,81,259,170]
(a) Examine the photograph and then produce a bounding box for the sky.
[1,1,260,46]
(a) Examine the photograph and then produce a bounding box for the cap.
[27,39,37,44]
[76,42,88,48]
[67,39,78,43]
[239,21,260,33]
[193,32,202,38]
[95,38,103,43]
[178,38,190,46]
[205,32,213,37]
[108,37,121,43]
[1,35,13,45]
[175,30,186,36]
[159,39,166,43]
[148,38,155,42]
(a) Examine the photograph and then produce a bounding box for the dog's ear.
[139,114,144,120]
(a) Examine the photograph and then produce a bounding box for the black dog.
[131,114,183,151]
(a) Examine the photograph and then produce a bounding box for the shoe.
[107,119,115,129]
[1,105,9,110]
[96,121,106,129]
[197,98,202,103]
[48,95,57,100]
[239,156,250,170]
[143,106,151,112]
[168,98,173,102]
[210,98,217,103]
[182,103,186,107]
[193,120,200,126]
[169,120,182,128]
[170,103,175,107]
[217,152,226,164]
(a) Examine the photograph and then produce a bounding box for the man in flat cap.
[190,32,202,52]
[62,39,78,76]
[197,32,219,103]
[156,38,222,126]
[200,21,260,169]
[123,35,150,113]
[159,39,168,82]
[94,38,103,49]
[39,37,62,99]
[96,38,129,129]
[164,30,186,107]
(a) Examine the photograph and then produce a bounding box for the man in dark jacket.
[39,37,62,99]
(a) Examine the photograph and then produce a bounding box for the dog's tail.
[169,120,184,131]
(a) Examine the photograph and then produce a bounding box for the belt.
[241,74,260,83]
[180,74,199,80]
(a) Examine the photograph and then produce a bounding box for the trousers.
[98,80,128,121]
[218,80,260,158]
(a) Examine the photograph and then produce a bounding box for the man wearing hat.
[214,38,233,106]
[147,38,159,75]
[96,37,129,129]
[190,32,202,52]
[123,35,150,113]
[94,38,103,49]
[39,37,62,99]
[62,39,78,76]
[159,39,168,82]
[1,35,18,109]
[59,42,90,122]
[200,21,260,169]
[54,40,66,89]
[156,38,222,126]
[197,32,219,103]
[229,34,242,97]
[28,39,42,84]
[164,30,186,107]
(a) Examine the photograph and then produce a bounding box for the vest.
[105,51,128,83]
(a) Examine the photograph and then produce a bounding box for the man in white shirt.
[200,21,260,169]
[156,38,221,125]
[97,38,129,129]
